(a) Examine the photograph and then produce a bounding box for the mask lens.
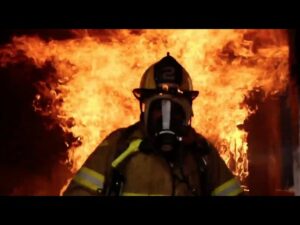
[146,99,187,138]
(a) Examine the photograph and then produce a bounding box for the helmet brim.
[133,88,199,102]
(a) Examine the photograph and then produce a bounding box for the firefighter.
[63,53,243,196]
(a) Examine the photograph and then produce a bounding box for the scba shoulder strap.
[107,123,142,196]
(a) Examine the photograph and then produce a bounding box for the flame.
[0,29,289,194]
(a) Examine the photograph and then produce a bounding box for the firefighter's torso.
[118,150,202,196]
[64,122,242,196]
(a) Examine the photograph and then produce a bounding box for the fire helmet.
[133,52,198,101]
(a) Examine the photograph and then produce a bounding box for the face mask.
[141,95,193,160]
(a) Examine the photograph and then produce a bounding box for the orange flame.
[0,29,290,194]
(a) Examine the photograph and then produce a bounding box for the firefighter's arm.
[63,129,124,196]
[206,144,243,196]
[63,164,106,196]
[63,179,98,196]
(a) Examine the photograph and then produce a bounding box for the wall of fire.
[0,29,299,196]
